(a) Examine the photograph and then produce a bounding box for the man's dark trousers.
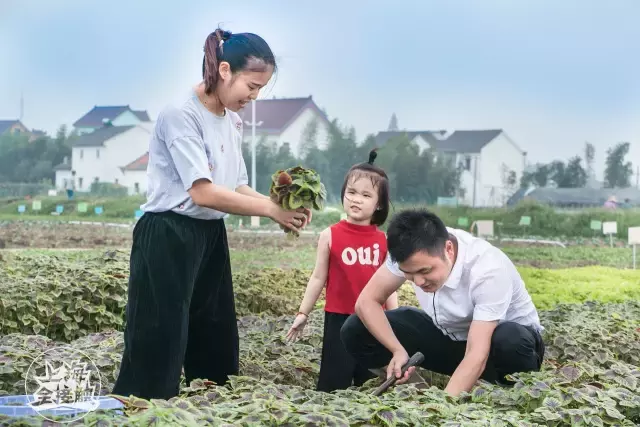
[340,307,545,384]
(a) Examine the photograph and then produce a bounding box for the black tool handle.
[372,352,425,396]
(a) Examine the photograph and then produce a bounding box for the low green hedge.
[1,196,638,238]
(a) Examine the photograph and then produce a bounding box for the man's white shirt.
[386,227,543,341]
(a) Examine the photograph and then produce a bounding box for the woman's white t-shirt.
[142,90,249,220]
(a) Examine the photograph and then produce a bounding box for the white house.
[53,158,72,189]
[236,96,331,158]
[119,152,149,195]
[54,122,153,195]
[375,127,527,207]
[1,119,47,141]
[56,96,332,195]
[72,105,151,135]
[106,96,333,195]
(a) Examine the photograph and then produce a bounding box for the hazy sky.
[1,0,638,180]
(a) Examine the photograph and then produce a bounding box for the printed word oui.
[341,244,381,266]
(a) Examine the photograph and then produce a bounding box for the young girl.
[112,28,310,400]
[286,150,398,393]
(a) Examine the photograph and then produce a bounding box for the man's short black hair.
[387,208,449,263]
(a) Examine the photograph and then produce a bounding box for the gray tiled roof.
[508,187,640,207]
[440,130,503,153]
[53,162,72,171]
[132,110,150,121]
[236,96,329,133]
[0,120,22,134]
[374,129,504,154]
[374,131,447,148]
[71,125,135,147]
[73,106,151,128]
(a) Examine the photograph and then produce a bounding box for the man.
[340,209,545,397]
[66,171,76,200]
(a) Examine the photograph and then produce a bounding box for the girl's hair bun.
[368,149,377,165]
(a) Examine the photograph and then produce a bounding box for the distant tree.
[521,157,586,189]
[392,136,424,201]
[533,164,550,188]
[501,164,518,201]
[0,124,70,183]
[548,161,566,187]
[241,116,465,205]
[559,156,587,188]
[356,134,378,161]
[298,117,319,159]
[272,142,297,172]
[425,150,462,203]
[321,119,359,201]
[604,142,632,188]
[520,163,550,189]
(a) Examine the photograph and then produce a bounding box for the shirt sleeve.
[385,253,405,278]
[161,107,212,192]
[469,253,513,323]
[229,111,249,188]
[236,145,249,188]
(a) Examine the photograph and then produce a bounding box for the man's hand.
[352,264,407,377]
[444,320,496,396]
[386,348,416,384]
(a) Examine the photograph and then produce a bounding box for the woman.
[112,28,310,400]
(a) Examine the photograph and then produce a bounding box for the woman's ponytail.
[202,29,233,95]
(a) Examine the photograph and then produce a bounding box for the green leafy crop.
[2,251,640,343]
[269,166,327,237]
[0,301,639,426]
[1,249,640,425]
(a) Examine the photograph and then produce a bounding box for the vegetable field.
[1,220,638,269]
[0,222,639,425]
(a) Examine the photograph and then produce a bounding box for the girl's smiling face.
[343,176,379,224]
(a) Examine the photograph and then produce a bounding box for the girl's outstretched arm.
[385,291,400,310]
[286,228,331,342]
[297,227,331,314]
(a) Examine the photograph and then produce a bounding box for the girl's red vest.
[324,220,388,314]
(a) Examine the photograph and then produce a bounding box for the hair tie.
[368,149,378,165]
[215,29,232,49]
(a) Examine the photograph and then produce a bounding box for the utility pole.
[472,155,478,207]
[244,100,263,189]
[19,90,24,121]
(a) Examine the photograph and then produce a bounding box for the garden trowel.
[371,352,425,396]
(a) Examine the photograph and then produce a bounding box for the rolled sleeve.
[169,137,212,191]
[162,107,211,191]
[470,258,513,323]
[385,254,405,278]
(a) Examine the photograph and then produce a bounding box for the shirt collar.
[441,229,466,290]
